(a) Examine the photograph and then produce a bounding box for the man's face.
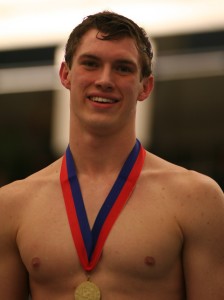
[60,29,153,135]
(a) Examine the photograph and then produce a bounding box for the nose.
[95,66,115,91]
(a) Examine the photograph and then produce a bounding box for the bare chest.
[17,180,183,289]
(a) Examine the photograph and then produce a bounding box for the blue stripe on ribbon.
[91,140,140,254]
[66,139,140,261]
[66,147,93,257]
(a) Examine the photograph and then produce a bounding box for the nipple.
[31,257,41,269]
[144,256,155,267]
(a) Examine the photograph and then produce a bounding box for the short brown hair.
[65,11,153,78]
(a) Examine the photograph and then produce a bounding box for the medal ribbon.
[60,139,146,271]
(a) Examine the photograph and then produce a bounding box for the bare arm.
[181,175,224,299]
[0,184,29,299]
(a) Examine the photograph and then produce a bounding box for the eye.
[116,64,134,74]
[81,60,99,69]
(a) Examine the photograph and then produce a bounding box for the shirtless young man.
[0,11,224,300]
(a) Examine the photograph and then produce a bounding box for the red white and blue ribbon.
[60,139,146,271]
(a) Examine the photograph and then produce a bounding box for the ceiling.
[0,0,224,50]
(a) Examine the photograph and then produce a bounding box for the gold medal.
[74,280,101,300]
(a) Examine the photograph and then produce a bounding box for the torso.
[11,152,188,299]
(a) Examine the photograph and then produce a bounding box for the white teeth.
[90,97,116,103]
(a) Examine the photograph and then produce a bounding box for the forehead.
[74,29,140,62]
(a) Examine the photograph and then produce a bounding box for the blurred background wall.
[0,0,224,190]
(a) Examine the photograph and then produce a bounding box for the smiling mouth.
[89,96,118,104]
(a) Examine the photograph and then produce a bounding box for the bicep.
[0,195,29,299]
[182,184,224,299]
[0,237,29,300]
[183,237,224,299]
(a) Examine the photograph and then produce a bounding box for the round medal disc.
[74,280,101,300]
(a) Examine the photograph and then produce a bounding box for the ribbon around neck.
[60,139,146,271]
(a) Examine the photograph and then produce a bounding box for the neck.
[69,130,137,176]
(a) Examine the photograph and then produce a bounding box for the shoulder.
[0,158,62,224]
[143,151,224,248]
[143,150,224,221]
[0,158,62,195]
[144,150,223,195]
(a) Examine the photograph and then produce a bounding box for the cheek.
[123,80,141,100]
[70,69,93,89]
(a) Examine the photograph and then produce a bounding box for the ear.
[59,62,71,90]
[137,75,154,102]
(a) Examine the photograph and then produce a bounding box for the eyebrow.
[78,54,100,61]
[78,53,138,68]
